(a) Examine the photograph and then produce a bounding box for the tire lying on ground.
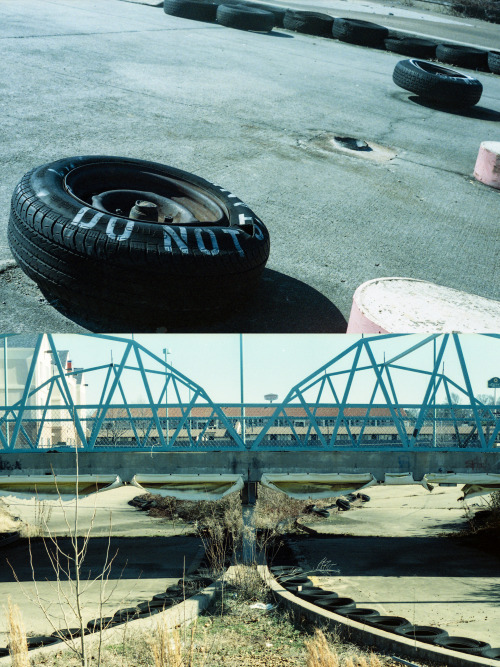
[488,50,500,74]
[163,0,218,22]
[283,10,334,37]
[9,156,270,325]
[216,4,275,31]
[434,636,491,656]
[395,625,449,644]
[384,37,437,59]
[392,59,483,108]
[436,43,489,70]
[336,498,350,511]
[332,18,388,48]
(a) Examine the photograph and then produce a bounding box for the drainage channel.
[265,547,500,665]
[0,543,230,661]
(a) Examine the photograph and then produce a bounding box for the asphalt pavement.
[296,485,500,646]
[0,0,499,332]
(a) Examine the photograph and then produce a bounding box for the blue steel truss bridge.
[1,333,498,455]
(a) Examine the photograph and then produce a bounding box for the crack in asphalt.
[0,26,218,40]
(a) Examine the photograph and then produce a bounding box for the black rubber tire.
[243,2,286,26]
[332,18,388,48]
[336,498,351,511]
[357,493,370,502]
[216,4,274,31]
[283,10,334,37]
[434,636,491,656]
[436,43,489,70]
[87,617,116,632]
[395,625,449,644]
[384,37,437,59]
[281,575,314,588]
[392,59,483,107]
[9,156,270,325]
[51,627,83,640]
[488,50,500,74]
[25,635,62,649]
[0,648,9,657]
[163,0,218,21]
[316,597,356,613]
[344,608,381,622]
[483,648,500,659]
[367,616,412,632]
[297,589,339,601]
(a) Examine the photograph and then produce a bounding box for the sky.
[42,333,500,407]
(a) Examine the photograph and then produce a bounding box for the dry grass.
[7,598,29,667]
[306,631,385,667]
[148,620,200,667]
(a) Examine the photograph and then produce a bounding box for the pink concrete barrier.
[346,278,500,333]
[474,141,500,189]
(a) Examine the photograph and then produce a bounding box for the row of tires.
[0,562,216,656]
[163,0,500,75]
[270,565,500,660]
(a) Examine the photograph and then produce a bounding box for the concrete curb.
[0,548,216,666]
[259,565,498,667]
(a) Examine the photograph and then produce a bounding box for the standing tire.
[384,37,437,59]
[163,0,218,22]
[392,59,483,107]
[9,156,270,325]
[488,50,500,74]
[336,498,350,511]
[332,18,388,48]
[436,44,489,70]
[283,10,334,37]
[216,4,275,31]
[243,2,286,26]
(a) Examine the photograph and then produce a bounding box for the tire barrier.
[283,10,334,37]
[488,51,500,74]
[163,0,218,22]
[216,4,275,31]
[434,636,491,656]
[332,18,388,48]
[9,156,270,326]
[336,498,351,511]
[160,0,500,78]
[395,625,449,644]
[384,37,437,59]
[392,59,483,108]
[269,558,498,661]
[436,43,489,70]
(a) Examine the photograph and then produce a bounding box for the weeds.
[7,598,29,667]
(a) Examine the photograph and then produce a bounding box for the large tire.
[336,498,350,511]
[163,0,218,21]
[384,37,437,59]
[367,616,412,632]
[392,59,483,107]
[9,156,270,325]
[243,2,286,26]
[216,4,275,31]
[436,43,489,70]
[345,608,381,622]
[332,18,388,48]
[434,636,491,656]
[488,50,500,74]
[395,625,449,644]
[283,10,334,37]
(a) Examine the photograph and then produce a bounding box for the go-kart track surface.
[0,0,499,332]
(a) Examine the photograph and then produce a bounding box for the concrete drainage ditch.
[262,561,499,666]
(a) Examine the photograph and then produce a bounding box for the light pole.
[240,334,245,447]
[163,348,171,446]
